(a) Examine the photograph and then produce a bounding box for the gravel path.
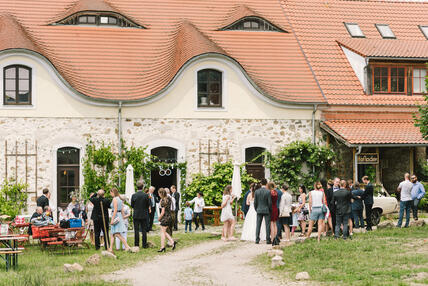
[104,239,298,286]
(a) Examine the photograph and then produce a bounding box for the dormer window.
[222,17,285,32]
[56,12,143,28]
[375,24,395,39]
[344,23,365,38]
[419,25,428,40]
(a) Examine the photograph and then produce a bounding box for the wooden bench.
[203,206,222,226]
[0,250,22,271]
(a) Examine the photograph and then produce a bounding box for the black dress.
[160,197,173,227]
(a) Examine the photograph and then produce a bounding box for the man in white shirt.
[396,173,413,228]
[188,192,205,231]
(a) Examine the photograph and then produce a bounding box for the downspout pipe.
[312,104,318,174]
[118,101,123,186]
[312,104,318,145]
[354,145,362,182]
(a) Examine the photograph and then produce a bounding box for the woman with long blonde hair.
[108,188,131,253]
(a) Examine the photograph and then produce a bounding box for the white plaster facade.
[0,51,320,212]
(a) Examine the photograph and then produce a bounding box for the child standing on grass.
[184,202,193,233]
[291,204,299,236]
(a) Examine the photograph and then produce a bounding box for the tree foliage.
[266,141,336,191]
[183,162,256,207]
[414,94,428,140]
[0,180,28,219]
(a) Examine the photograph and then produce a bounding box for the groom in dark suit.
[254,178,272,244]
[131,180,151,248]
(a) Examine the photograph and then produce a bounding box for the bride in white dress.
[241,184,266,242]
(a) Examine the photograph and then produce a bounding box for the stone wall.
[0,117,313,211]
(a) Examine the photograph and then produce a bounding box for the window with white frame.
[413,68,427,94]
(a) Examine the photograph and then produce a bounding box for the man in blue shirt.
[411,175,426,221]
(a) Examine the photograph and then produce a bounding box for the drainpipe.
[312,104,318,174]
[354,145,362,182]
[312,104,318,144]
[118,101,123,187]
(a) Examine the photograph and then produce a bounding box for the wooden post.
[410,147,414,175]
[25,141,28,192]
[326,134,330,147]
[15,141,18,181]
[5,140,7,181]
[198,140,201,174]
[208,139,211,175]
[35,141,38,196]
[375,147,381,184]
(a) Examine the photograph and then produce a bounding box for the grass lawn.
[0,231,216,286]
[256,226,428,286]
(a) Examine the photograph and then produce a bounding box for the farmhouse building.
[0,0,426,213]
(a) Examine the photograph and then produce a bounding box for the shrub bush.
[0,180,28,219]
[183,162,256,207]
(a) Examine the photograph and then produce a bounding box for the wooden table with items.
[203,206,222,226]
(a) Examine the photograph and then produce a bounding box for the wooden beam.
[410,147,414,175]
[375,147,381,184]
[353,147,356,182]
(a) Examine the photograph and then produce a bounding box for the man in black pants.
[333,180,352,240]
[131,180,150,248]
[362,176,374,231]
[89,190,111,250]
[171,185,180,231]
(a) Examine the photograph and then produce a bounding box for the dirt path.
[105,239,302,286]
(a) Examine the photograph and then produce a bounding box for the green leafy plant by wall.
[82,141,117,199]
[266,141,336,191]
[82,140,188,200]
[183,162,256,207]
[0,180,28,219]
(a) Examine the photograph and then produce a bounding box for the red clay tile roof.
[281,0,428,106]
[0,0,325,104]
[338,38,428,59]
[321,119,428,145]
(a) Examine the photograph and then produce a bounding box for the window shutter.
[365,65,372,95]
[407,68,412,96]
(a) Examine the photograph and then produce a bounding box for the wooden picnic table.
[0,234,26,271]
[203,206,222,226]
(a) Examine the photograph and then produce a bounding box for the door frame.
[56,165,80,209]
[52,143,83,220]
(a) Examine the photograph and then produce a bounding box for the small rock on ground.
[295,271,310,280]
[410,220,426,227]
[86,254,100,265]
[130,246,140,253]
[271,255,285,268]
[377,221,395,229]
[101,250,117,259]
[64,263,83,272]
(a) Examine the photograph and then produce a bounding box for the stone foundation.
[0,117,313,211]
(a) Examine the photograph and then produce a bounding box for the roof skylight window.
[375,24,396,39]
[55,12,143,28]
[344,23,365,38]
[222,17,285,32]
[419,25,428,40]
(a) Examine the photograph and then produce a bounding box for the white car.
[364,188,398,226]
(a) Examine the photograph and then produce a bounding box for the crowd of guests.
[237,173,425,244]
